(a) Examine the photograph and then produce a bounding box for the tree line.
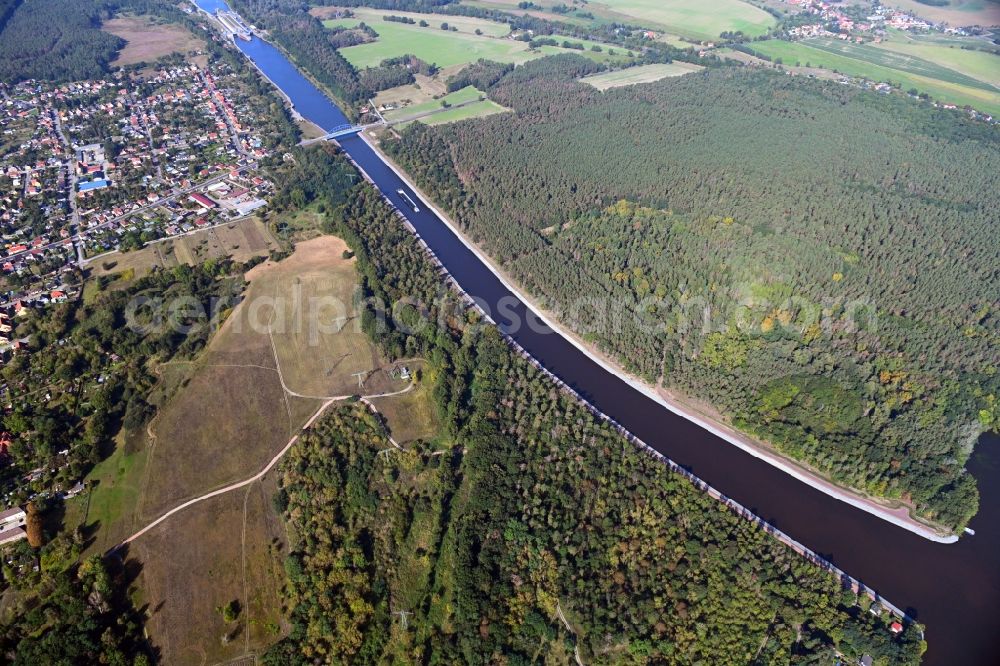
[259,145,925,665]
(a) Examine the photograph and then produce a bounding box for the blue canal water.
[193,2,1000,663]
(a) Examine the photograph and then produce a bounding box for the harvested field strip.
[580,62,704,90]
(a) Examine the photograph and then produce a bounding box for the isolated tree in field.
[218,599,241,623]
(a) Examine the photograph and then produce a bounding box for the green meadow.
[874,35,1000,89]
[383,85,488,121]
[419,99,509,125]
[591,0,775,39]
[325,15,629,69]
[461,0,775,40]
[746,39,1000,116]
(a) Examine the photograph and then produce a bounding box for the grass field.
[69,233,429,660]
[874,33,1000,88]
[805,37,997,90]
[103,15,206,67]
[327,18,530,68]
[461,0,775,39]
[419,99,510,125]
[883,0,1000,26]
[384,85,511,126]
[373,71,453,109]
[324,11,628,69]
[462,0,601,26]
[586,0,775,39]
[312,6,511,37]
[62,434,150,555]
[369,366,442,443]
[243,236,393,398]
[580,62,704,90]
[134,475,287,664]
[89,217,279,280]
[138,236,396,517]
[383,85,486,120]
[747,39,1000,115]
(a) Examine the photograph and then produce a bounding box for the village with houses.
[0,57,288,543]
[783,0,975,41]
[0,59,277,305]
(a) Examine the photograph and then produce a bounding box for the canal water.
[195,2,1000,662]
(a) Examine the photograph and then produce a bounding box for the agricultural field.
[102,15,206,67]
[595,0,776,38]
[460,0,776,38]
[746,39,1000,115]
[311,6,511,37]
[884,0,1000,26]
[89,216,279,280]
[580,61,704,90]
[806,37,999,90]
[323,10,628,69]
[325,17,534,69]
[874,32,1000,88]
[462,0,603,26]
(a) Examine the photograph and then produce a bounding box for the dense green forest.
[0,0,282,84]
[0,552,150,664]
[381,57,999,531]
[260,145,924,665]
[0,0,124,82]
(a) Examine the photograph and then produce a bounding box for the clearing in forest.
[369,364,442,444]
[103,15,206,67]
[417,100,510,125]
[381,85,511,125]
[382,85,488,121]
[580,62,704,90]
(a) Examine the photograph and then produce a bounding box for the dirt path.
[112,396,336,552]
[110,381,415,552]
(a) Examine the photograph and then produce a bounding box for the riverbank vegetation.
[259,144,925,665]
[380,57,999,532]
